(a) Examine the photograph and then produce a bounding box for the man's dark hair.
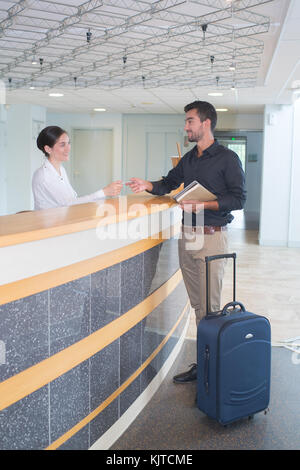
[184,101,217,132]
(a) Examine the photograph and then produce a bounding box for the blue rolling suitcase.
[197,253,271,425]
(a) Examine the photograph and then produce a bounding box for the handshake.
[103,178,205,214]
[102,178,153,197]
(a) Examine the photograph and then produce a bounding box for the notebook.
[173,180,216,203]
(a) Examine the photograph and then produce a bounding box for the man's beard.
[187,130,204,142]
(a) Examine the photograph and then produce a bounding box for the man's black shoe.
[173,363,197,383]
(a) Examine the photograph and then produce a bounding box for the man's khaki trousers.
[178,226,228,327]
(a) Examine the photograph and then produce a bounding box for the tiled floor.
[111,339,300,450]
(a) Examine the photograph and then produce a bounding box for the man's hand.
[179,199,204,213]
[180,199,219,213]
[126,178,153,193]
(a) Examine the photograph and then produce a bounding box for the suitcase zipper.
[204,345,210,394]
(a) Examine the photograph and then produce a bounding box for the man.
[127,101,246,383]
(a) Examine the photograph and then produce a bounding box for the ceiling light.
[216,108,228,112]
[29,86,35,90]
[291,80,300,89]
[31,57,37,65]
[208,92,223,97]
[93,107,106,111]
[229,63,236,71]
[49,93,64,97]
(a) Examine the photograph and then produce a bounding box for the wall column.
[288,98,300,247]
[259,105,293,246]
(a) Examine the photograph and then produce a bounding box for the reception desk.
[0,195,190,450]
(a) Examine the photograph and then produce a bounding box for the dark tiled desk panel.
[0,236,189,450]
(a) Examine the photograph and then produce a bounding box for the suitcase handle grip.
[205,253,236,263]
[221,301,245,315]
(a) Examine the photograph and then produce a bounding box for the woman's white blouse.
[32,158,105,210]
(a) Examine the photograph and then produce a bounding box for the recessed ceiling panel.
[0,0,296,113]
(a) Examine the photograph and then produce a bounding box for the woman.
[32,126,122,210]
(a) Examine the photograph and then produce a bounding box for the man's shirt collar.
[192,139,219,158]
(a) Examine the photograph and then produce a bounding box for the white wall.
[216,113,264,131]
[123,114,185,184]
[259,104,299,246]
[4,104,46,214]
[0,105,7,215]
[6,105,31,213]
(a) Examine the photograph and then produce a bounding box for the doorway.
[215,131,263,230]
[216,136,247,171]
[72,128,113,196]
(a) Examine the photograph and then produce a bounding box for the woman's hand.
[103,180,123,197]
[126,178,153,193]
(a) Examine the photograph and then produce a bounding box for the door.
[0,122,7,215]
[146,130,181,180]
[72,128,113,196]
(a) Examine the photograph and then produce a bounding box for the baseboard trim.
[288,241,300,248]
[259,239,287,247]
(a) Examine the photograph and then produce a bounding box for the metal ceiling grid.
[0,0,274,92]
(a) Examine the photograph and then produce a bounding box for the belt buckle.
[205,225,215,235]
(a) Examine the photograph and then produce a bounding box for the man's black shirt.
[149,140,246,226]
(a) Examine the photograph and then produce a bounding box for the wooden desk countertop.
[0,195,178,248]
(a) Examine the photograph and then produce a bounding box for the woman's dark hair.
[37,126,67,157]
[184,101,217,132]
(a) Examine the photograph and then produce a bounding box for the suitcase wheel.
[248,415,254,420]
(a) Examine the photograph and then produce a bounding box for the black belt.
[183,225,227,235]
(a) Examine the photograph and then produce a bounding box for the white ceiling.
[1,0,300,114]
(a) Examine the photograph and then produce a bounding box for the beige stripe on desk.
[0,269,183,412]
[0,223,180,306]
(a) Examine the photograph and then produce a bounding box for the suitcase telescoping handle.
[205,252,244,317]
[221,301,245,315]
